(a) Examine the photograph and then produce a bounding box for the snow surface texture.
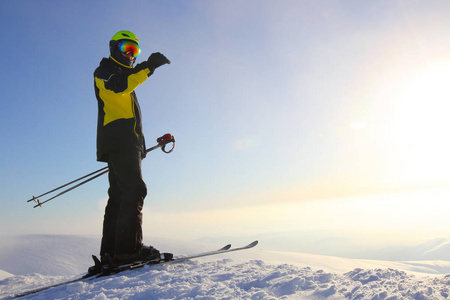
[3,260,450,299]
[1,235,450,299]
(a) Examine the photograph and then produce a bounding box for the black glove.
[147,52,170,69]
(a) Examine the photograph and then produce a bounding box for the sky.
[2,0,450,255]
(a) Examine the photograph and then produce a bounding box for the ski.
[164,240,258,264]
[105,240,258,275]
[13,241,257,298]
[12,273,95,298]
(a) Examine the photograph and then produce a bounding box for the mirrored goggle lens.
[119,41,141,57]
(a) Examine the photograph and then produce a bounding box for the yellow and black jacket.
[94,57,154,162]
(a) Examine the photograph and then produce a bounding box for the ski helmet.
[109,30,140,66]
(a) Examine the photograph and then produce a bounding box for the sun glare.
[383,60,450,186]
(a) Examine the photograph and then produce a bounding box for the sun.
[385,60,450,186]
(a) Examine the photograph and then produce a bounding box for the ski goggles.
[118,40,141,58]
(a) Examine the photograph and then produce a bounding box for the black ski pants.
[100,149,147,257]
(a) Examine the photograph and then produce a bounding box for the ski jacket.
[94,56,154,162]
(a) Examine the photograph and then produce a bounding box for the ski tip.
[247,240,258,248]
[220,244,232,251]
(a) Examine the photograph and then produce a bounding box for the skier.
[93,30,170,266]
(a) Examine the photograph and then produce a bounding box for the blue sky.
[2,1,450,253]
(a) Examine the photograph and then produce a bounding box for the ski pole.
[26,167,109,204]
[28,133,175,208]
[31,169,110,208]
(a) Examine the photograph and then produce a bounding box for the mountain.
[198,231,450,261]
[0,269,12,281]
[394,238,450,261]
[0,235,100,276]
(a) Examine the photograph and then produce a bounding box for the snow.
[1,235,450,299]
[400,238,450,261]
[0,270,13,281]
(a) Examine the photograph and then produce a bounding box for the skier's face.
[121,51,134,62]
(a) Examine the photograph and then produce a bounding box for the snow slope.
[391,238,450,261]
[1,235,450,299]
[0,235,99,276]
[0,270,13,281]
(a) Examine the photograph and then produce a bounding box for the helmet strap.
[109,55,134,68]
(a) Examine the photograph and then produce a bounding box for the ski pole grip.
[157,133,175,153]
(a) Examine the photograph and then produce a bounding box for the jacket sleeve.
[103,65,152,95]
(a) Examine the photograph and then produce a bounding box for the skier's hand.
[147,52,170,69]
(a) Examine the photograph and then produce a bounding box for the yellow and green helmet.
[109,30,140,66]
[111,30,139,45]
